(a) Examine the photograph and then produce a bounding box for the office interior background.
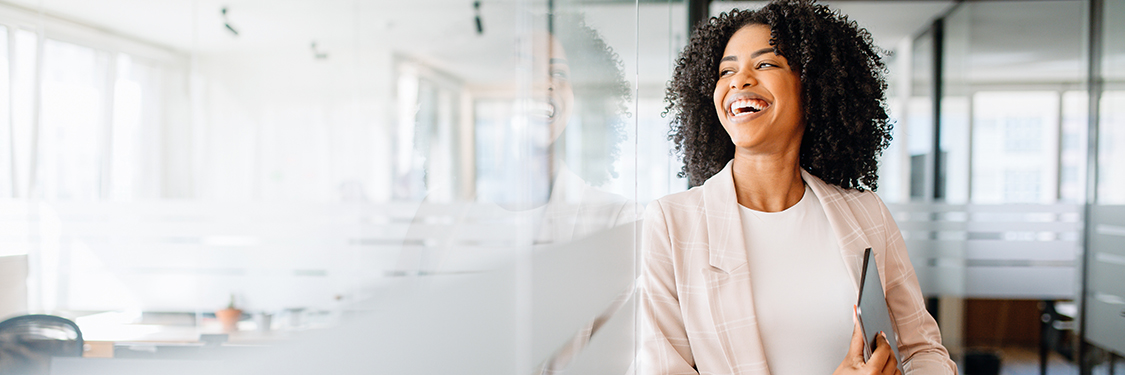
[0,0,1121,374]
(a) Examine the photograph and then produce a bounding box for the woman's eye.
[757,62,778,69]
[551,70,569,80]
[719,69,734,77]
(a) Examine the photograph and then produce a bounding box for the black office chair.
[0,314,84,375]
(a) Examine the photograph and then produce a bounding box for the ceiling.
[714,1,957,54]
[0,0,1081,90]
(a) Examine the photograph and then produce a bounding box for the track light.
[311,41,328,60]
[474,1,483,35]
[222,7,239,36]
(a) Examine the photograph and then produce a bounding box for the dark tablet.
[857,247,904,371]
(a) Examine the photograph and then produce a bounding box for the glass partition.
[893,1,1090,370]
[0,0,696,372]
[1084,0,1125,372]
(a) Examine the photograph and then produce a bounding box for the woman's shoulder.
[643,186,708,223]
[805,171,888,210]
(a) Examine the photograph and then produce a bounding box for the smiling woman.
[641,1,957,375]
[665,2,892,190]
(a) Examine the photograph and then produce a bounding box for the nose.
[532,76,555,92]
[729,70,757,89]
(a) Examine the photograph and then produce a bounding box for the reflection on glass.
[400,12,639,373]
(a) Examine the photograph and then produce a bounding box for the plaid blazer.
[639,162,957,375]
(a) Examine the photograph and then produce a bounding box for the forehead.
[723,24,772,55]
[531,32,569,62]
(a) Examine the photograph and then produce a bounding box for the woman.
[640,2,957,375]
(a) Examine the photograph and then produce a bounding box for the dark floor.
[995,347,1076,375]
[974,346,1124,375]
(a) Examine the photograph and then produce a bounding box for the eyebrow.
[719,47,777,62]
[550,58,568,65]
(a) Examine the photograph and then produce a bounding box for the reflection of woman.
[530,13,636,245]
[546,13,630,188]
[533,14,638,374]
[641,2,956,375]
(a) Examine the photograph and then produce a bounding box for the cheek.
[713,89,725,114]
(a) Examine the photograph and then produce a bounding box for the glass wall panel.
[950,1,1087,205]
[935,2,1087,371]
[941,6,970,204]
[0,0,665,373]
[1085,0,1125,368]
[1099,0,1125,205]
[909,30,936,201]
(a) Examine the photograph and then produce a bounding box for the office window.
[110,54,144,201]
[1059,90,1087,203]
[11,29,37,198]
[971,91,1059,203]
[39,39,110,200]
[1100,91,1125,204]
[0,26,10,198]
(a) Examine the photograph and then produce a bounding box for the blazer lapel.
[802,169,873,294]
[701,162,771,374]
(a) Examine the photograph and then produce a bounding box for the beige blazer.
[639,162,957,375]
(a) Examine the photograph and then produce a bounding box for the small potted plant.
[215,294,242,332]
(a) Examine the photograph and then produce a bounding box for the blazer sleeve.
[639,201,699,375]
[875,194,958,375]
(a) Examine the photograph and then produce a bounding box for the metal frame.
[1079,0,1104,373]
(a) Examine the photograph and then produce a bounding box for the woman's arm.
[639,201,699,375]
[875,194,958,375]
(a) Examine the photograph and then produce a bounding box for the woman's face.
[713,24,804,154]
[530,32,574,147]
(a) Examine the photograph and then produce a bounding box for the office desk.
[54,321,283,375]
[52,357,223,375]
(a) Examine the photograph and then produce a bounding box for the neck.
[730,146,804,212]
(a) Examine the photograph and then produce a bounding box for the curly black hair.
[665,0,891,190]
[552,13,631,186]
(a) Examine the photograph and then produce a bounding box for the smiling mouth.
[531,99,557,120]
[728,98,769,117]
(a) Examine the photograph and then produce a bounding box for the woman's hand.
[833,312,901,375]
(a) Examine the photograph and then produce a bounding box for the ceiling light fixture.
[311,41,328,60]
[221,7,239,36]
[474,1,483,35]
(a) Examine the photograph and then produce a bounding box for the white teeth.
[531,101,556,118]
[729,99,766,116]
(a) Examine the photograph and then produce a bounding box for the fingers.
[867,331,893,371]
[876,332,899,375]
[847,306,865,362]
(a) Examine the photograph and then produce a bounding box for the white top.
[738,184,857,375]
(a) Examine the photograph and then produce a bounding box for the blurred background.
[0,0,1120,374]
